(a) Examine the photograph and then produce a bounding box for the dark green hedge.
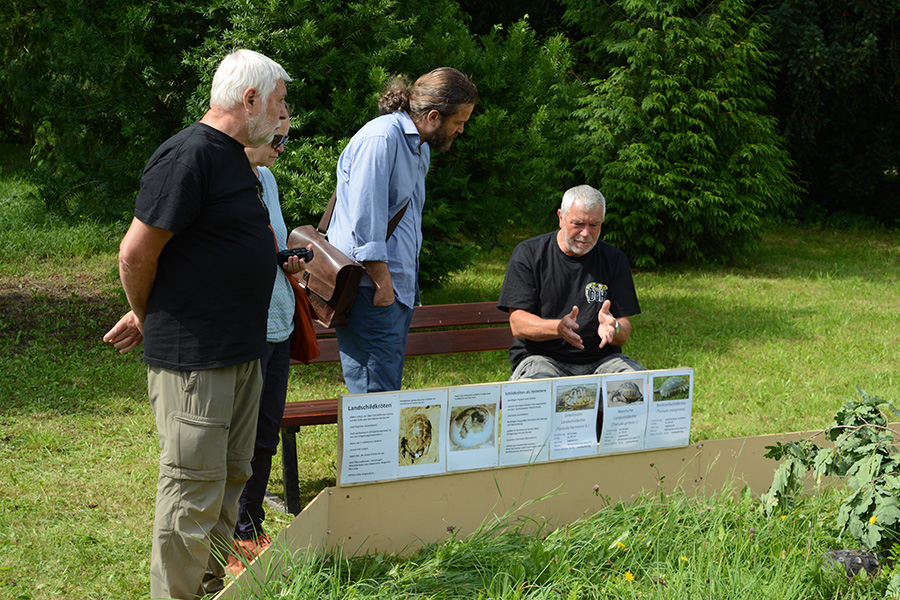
[2,0,896,279]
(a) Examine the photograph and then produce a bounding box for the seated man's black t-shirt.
[497,231,641,370]
[135,123,275,371]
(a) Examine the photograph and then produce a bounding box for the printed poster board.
[338,368,693,485]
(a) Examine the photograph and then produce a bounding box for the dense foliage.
[0,0,212,220]
[565,0,801,266]
[2,0,898,278]
[1,0,576,284]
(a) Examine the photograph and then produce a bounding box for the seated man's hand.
[596,299,616,348]
[102,310,144,354]
[557,305,584,349]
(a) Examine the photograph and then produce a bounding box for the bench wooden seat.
[279,301,512,514]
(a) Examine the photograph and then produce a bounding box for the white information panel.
[549,376,602,461]
[446,384,501,472]
[645,369,694,449]
[598,372,650,454]
[339,394,400,485]
[338,369,693,485]
[499,379,553,466]
[397,388,448,478]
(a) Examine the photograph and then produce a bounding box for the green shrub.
[409,20,581,283]
[565,0,801,267]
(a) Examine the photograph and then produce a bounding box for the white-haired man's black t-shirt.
[135,123,275,370]
[497,232,641,371]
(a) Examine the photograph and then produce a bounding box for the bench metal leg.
[280,426,302,515]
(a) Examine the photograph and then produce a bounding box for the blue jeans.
[335,286,415,394]
[234,338,291,540]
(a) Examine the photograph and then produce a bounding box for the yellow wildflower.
[781,515,787,520]
[625,571,635,581]
[616,541,626,549]
[870,515,877,525]
[680,555,689,562]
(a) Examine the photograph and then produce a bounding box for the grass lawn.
[1,150,898,598]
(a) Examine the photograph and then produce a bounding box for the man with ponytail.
[328,68,478,394]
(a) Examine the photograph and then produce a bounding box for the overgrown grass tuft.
[246,484,895,599]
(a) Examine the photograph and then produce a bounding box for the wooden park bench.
[279,301,512,514]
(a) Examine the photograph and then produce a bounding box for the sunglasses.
[271,134,289,150]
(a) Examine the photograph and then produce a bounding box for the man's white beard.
[247,113,277,148]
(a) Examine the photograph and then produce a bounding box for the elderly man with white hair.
[497,184,645,381]
[103,49,290,599]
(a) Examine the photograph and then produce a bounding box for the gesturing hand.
[597,300,616,348]
[557,305,584,349]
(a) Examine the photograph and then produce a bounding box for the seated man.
[497,184,645,380]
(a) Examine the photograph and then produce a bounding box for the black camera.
[277,247,314,265]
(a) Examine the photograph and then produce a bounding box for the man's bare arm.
[118,217,173,322]
[102,218,172,353]
[509,306,584,349]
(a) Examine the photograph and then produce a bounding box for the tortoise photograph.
[449,405,496,450]
[555,384,598,412]
[607,380,645,406]
[399,406,441,466]
[653,375,691,402]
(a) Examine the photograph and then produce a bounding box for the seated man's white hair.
[561,184,606,219]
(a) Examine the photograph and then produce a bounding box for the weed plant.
[762,389,900,555]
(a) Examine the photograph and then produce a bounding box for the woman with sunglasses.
[227,116,302,575]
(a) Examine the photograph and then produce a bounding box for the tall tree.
[565,0,800,266]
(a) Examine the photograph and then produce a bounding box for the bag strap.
[318,188,409,241]
[386,202,409,240]
[316,189,338,233]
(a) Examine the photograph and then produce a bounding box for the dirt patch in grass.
[0,272,124,353]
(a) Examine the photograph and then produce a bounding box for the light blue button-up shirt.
[329,110,429,309]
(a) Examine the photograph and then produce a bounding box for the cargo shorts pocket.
[160,412,229,481]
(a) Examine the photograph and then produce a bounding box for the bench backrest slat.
[409,301,508,328]
[299,301,511,366]
[312,301,507,336]
[300,326,511,365]
[405,326,512,356]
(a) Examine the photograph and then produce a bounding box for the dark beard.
[427,127,454,153]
